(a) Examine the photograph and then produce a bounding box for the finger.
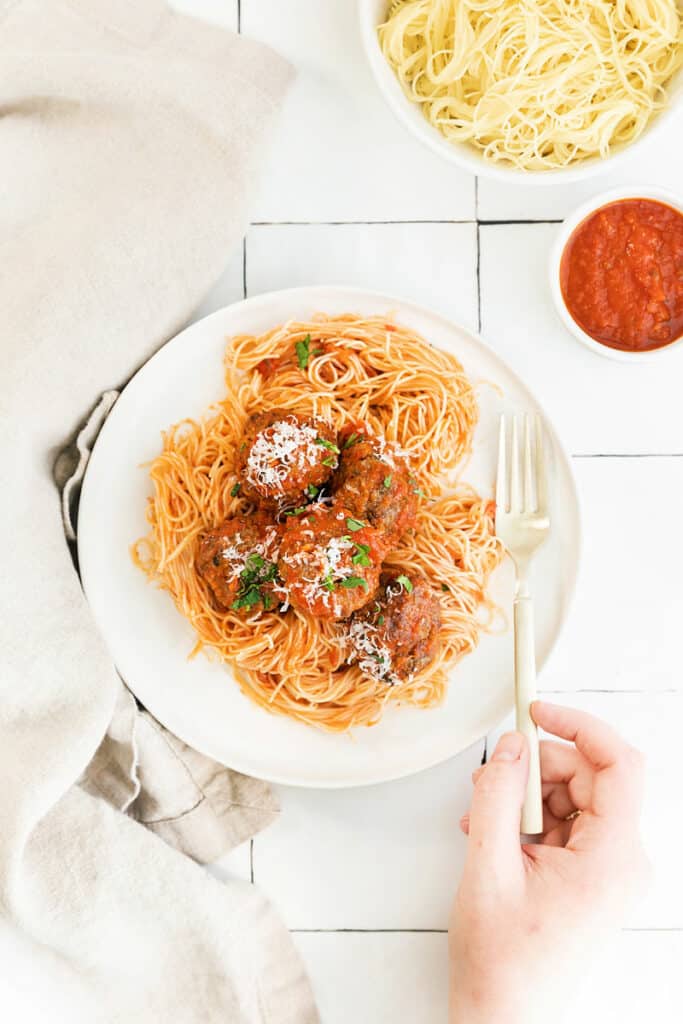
[544,782,577,821]
[533,702,645,820]
[466,732,529,876]
[540,740,583,783]
[532,701,629,770]
[471,765,485,784]
[459,813,470,835]
[539,820,573,848]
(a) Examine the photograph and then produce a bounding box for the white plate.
[78,286,580,788]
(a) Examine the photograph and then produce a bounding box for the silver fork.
[496,414,550,835]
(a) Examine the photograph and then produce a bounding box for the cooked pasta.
[133,315,505,731]
[379,0,683,170]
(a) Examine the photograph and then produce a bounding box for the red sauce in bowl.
[560,198,683,352]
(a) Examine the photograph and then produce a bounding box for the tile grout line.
[242,235,247,299]
[289,927,683,934]
[237,0,241,33]
[572,452,683,459]
[248,219,564,227]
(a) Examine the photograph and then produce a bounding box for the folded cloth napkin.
[0,1,318,1021]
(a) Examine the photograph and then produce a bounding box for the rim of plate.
[78,286,581,788]
[357,0,683,184]
[549,185,683,362]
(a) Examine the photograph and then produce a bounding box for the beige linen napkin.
[0,1,318,1021]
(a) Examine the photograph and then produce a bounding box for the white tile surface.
[478,122,683,221]
[189,243,244,322]
[294,932,449,1024]
[240,0,475,222]
[253,740,484,930]
[541,457,683,694]
[207,837,252,884]
[479,222,683,455]
[294,929,683,1024]
[246,222,478,329]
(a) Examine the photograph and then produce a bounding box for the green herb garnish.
[441,583,449,592]
[322,573,335,592]
[377,614,385,626]
[383,475,392,489]
[230,482,241,497]
[285,506,307,517]
[231,554,278,610]
[307,484,320,498]
[262,592,273,611]
[295,334,312,370]
[346,517,365,532]
[351,543,371,567]
[322,455,337,468]
[315,437,340,453]
[395,574,413,593]
[413,487,428,499]
[343,433,359,449]
[339,576,369,591]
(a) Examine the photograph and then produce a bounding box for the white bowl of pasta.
[358,0,683,182]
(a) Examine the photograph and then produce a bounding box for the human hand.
[449,701,650,1024]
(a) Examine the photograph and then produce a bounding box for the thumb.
[466,732,529,874]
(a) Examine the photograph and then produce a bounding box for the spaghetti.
[379,0,683,171]
[133,314,504,731]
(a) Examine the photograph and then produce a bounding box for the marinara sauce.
[560,198,683,352]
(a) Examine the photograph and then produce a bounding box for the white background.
[181,2,683,1021]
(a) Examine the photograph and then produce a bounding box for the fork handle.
[513,595,543,834]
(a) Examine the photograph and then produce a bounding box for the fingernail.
[492,732,525,762]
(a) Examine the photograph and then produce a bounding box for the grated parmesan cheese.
[245,417,334,494]
[345,619,402,686]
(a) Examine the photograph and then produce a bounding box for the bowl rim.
[357,0,683,185]
[548,185,683,362]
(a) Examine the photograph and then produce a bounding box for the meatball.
[236,410,338,507]
[346,572,441,684]
[196,511,285,614]
[278,506,386,620]
[332,423,417,547]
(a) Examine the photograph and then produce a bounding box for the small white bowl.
[358,0,683,185]
[549,186,683,362]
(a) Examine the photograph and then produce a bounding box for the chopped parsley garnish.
[414,487,429,499]
[262,592,273,611]
[395,574,413,593]
[285,506,307,517]
[346,517,365,532]
[383,475,392,489]
[230,482,241,497]
[231,554,278,610]
[312,348,323,356]
[232,586,262,611]
[352,543,371,567]
[295,334,312,370]
[377,614,385,626]
[315,437,340,453]
[306,484,320,498]
[322,455,337,468]
[339,576,369,591]
[343,433,359,449]
[322,573,335,592]
[441,583,449,592]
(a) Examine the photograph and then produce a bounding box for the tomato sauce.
[560,198,683,352]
